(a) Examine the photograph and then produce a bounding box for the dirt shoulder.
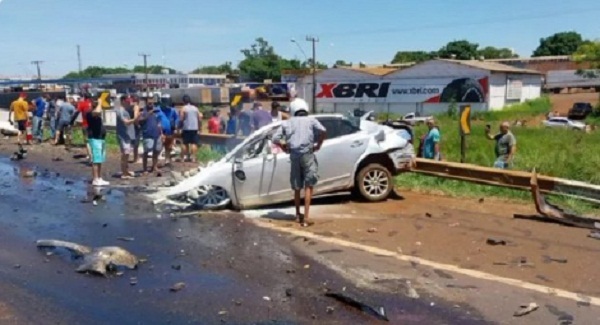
[248,191,600,297]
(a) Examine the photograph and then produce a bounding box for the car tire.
[355,163,393,202]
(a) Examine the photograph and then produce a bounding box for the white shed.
[296,59,543,116]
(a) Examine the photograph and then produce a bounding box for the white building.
[103,73,228,91]
[296,59,543,115]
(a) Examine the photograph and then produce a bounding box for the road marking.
[251,218,600,307]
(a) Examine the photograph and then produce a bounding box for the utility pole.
[31,60,44,80]
[77,44,82,73]
[138,53,151,92]
[306,36,319,113]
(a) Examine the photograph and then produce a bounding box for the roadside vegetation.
[392,96,600,214]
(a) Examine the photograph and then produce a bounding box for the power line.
[306,36,319,114]
[31,60,44,80]
[77,44,82,73]
[138,53,151,91]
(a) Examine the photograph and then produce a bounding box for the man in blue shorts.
[158,95,179,166]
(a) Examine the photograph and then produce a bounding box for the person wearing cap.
[179,95,202,162]
[8,93,31,145]
[86,99,109,186]
[485,121,517,169]
[272,97,326,227]
[139,98,164,175]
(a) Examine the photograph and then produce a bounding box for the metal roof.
[486,55,571,63]
[440,59,543,75]
[337,66,400,76]
[545,70,600,88]
[0,77,132,86]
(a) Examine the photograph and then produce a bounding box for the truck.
[400,112,433,125]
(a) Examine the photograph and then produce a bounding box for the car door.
[231,135,273,208]
[314,117,371,193]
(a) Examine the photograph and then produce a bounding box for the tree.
[532,31,584,57]
[62,66,131,79]
[574,41,600,77]
[437,40,479,60]
[333,60,352,67]
[391,51,436,63]
[302,58,328,69]
[239,37,289,81]
[477,46,518,59]
[132,65,176,74]
[192,62,236,75]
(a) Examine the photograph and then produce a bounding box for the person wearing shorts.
[139,101,163,175]
[158,96,179,166]
[8,93,30,145]
[72,93,93,161]
[85,101,109,187]
[54,97,76,148]
[179,95,202,162]
[116,95,139,179]
[272,96,326,227]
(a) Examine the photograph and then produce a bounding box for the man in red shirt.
[74,93,93,161]
[207,110,221,134]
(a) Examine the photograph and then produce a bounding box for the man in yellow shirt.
[9,93,31,145]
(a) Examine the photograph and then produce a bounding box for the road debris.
[262,296,271,302]
[13,264,21,269]
[425,213,432,218]
[513,302,538,317]
[367,227,377,233]
[326,306,335,314]
[405,280,420,299]
[486,238,507,246]
[170,282,186,292]
[588,231,600,240]
[36,239,139,276]
[325,292,389,321]
[130,277,138,285]
[117,237,135,242]
[171,264,182,271]
[542,255,568,264]
[517,170,600,230]
[285,288,292,297]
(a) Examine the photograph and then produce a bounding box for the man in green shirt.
[485,121,517,169]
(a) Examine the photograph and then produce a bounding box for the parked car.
[542,117,586,131]
[567,102,593,120]
[164,114,416,210]
[0,120,18,136]
[401,112,433,125]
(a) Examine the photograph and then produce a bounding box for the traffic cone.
[26,119,33,143]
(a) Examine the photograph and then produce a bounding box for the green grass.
[393,96,600,214]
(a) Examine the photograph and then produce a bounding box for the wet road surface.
[0,157,488,324]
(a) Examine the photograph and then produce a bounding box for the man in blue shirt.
[422,118,441,160]
[158,96,179,165]
[31,94,49,143]
[139,99,163,175]
[238,106,253,136]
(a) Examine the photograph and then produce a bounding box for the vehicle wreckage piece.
[519,170,600,229]
[36,239,139,276]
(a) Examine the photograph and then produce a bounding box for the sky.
[0,0,599,78]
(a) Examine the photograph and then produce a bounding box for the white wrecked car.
[162,114,415,210]
[0,121,19,136]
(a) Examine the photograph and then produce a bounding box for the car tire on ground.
[355,163,393,202]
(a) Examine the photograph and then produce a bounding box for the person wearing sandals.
[272,96,326,227]
[115,95,140,179]
[179,95,202,162]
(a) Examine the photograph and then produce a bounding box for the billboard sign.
[316,77,488,103]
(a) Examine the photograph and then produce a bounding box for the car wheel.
[356,163,393,202]
[193,185,230,209]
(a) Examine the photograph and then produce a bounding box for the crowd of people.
[7,91,297,187]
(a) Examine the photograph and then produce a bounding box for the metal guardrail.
[194,133,600,204]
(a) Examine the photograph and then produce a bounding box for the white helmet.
[289,97,309,116]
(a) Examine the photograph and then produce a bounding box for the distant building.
[102,73,228,92]
[295,59,543,115]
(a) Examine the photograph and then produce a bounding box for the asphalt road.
[0,156,486,324]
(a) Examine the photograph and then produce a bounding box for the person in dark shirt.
[139,99,163,176]
[85,100,109,187]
